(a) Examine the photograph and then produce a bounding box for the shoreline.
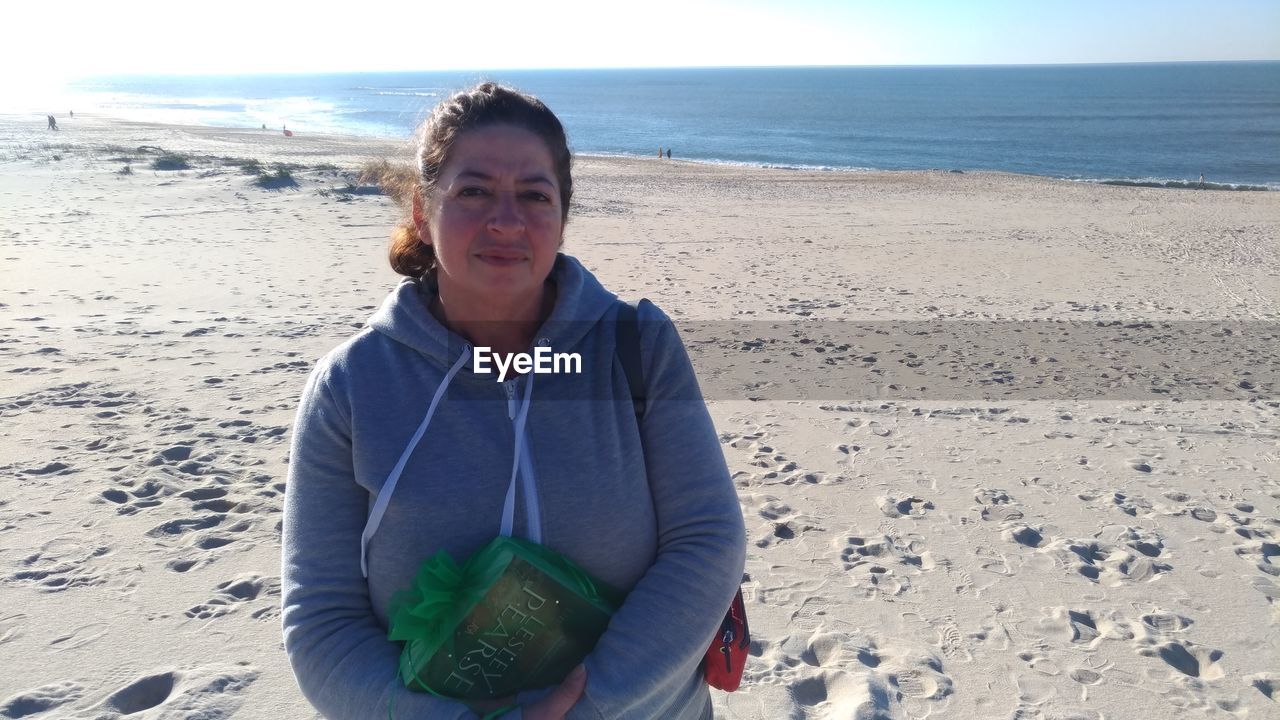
[4,112,1275,191]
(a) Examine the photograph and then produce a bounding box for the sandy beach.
[1,114,1278,719]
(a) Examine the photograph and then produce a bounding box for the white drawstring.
[360,344,471,578]
[499,370,541,543]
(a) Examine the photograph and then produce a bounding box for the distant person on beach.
[1198,172,1206,190]
[281,82,745,720]
[658,146,663,158]
[666,148,671,159]
[69,110,73,118]
[47,115,58,131]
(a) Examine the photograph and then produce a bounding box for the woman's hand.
[523,664,586,720]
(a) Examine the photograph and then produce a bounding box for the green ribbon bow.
[387,536,622,696]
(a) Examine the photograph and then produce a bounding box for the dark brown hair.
[386,82,573,278]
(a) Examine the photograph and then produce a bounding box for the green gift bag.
[387,535,622,701]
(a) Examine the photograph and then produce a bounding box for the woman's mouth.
[475,251,526,266]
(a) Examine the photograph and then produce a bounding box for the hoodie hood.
[366,253,618,375]
[356,252,622,576]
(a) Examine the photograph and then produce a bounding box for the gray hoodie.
[282,253,746,719]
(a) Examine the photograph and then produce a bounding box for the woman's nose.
[487,193,525,234]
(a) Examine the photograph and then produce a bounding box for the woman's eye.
[458,187,487,197]
[523,191,551,202]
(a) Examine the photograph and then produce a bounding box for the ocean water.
[55,64,1280,188]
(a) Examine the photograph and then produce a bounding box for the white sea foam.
[1069,176,1279,192]
[372,91,440,98]
[353,86,441,97]
[47,90,338,133]
[577,151,877,174]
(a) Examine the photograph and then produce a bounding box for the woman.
[282,82,745,720]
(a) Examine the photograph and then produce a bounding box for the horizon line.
[71,58,1280,80]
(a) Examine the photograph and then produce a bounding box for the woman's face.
[419,124,564,312]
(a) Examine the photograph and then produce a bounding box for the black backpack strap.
[614,299,648,419]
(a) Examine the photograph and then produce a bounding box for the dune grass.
[150,153,191,171]
[254,164,298,189]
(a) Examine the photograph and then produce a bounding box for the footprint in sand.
[0,614,25,645]
[751,629,909,720]
[754,577,831,609]
[889,649,954,703]
[931,616,971,662]
[1068,664,1107,687]
[19,461,74,476]
[757,519,813,547]
[1140,610,1194,635]
[1061,538,1172,586]
[743,494,824,548]
[1004,524,1051,549]
[147,514,226,538]
[876,494,933,519]
[49,622,111,651]
[975,488,1024,523]
[1246,672,1278,702]
[165,512,258,573]
[722,428,832,487]
[184,574,281,621]
[0,381,89,415]
[1012,653,1059,707]
[1033,607,1111,648]
[799,630,870,669]
[834,442,861,457]
[147,445,196,466]
[97,672,180,714]
[835,532,937,599]
[791,671,900,719]
[720,429,765,450]
[787,596,832,634]
[1247,576,1280,623]
[250,358,312,375]
[1117,526,1167,558]
[1127,457,1156,474]
[98,472,179,515]
[87,665,259,717]
[6,535,115,593]
[0,681,84,718]
[867,421,893,437]
[1231,524,1279,576]
[972,543,1015,576]
[1138,640,1225,680]
[1112,491,1156,518]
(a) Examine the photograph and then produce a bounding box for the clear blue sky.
[4,0,1277,81]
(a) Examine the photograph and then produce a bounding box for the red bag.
[703,589,749,691]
